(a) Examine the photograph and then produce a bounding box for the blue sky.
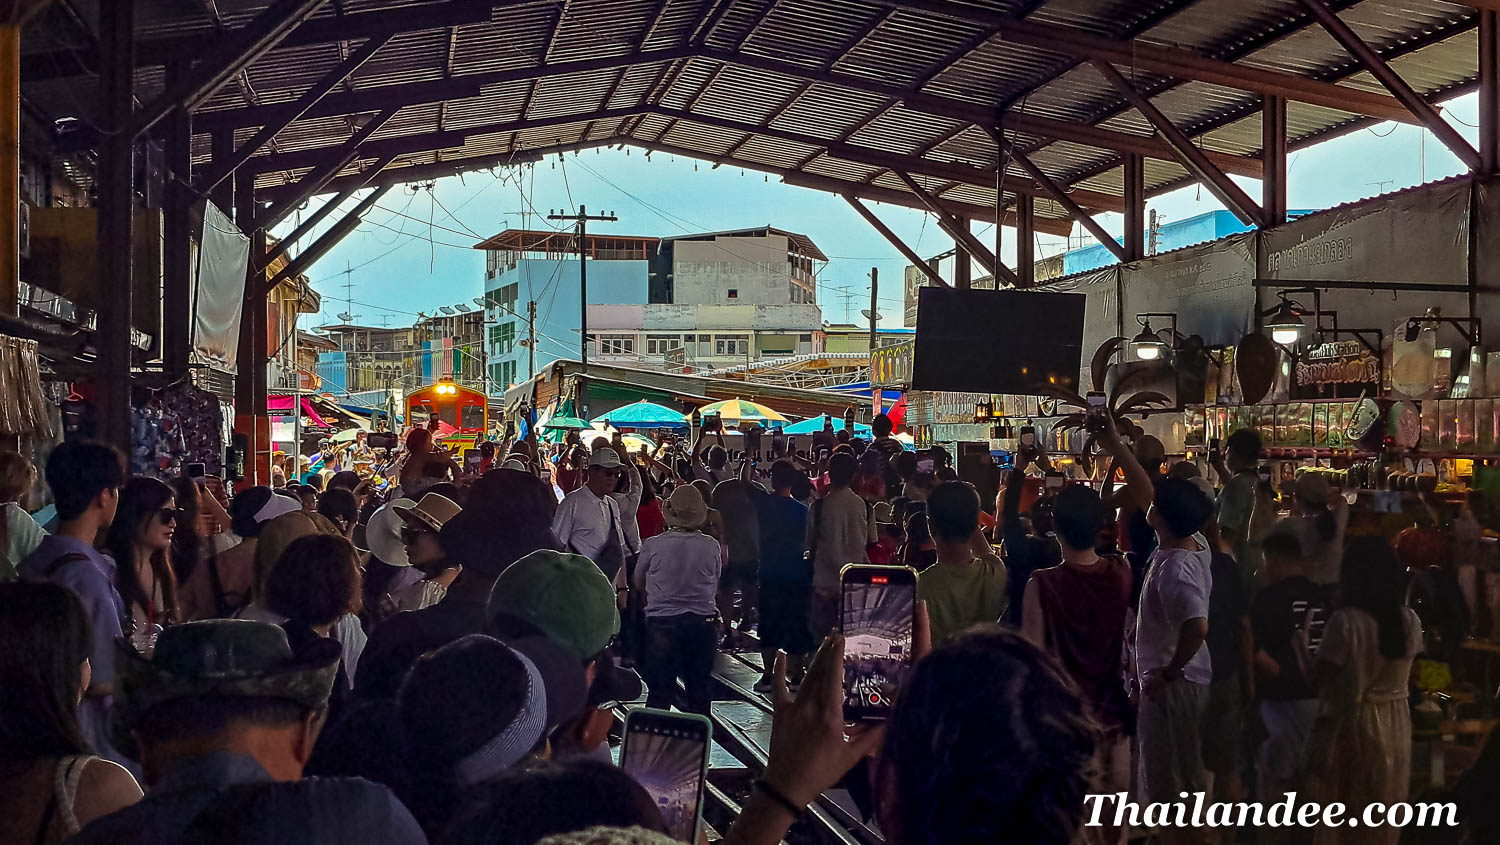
[278,92,1480,331]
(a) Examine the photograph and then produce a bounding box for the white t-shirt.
[1135,536,1214,686]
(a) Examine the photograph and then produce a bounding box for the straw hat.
[394,492,462,533]
[662,485,707,530]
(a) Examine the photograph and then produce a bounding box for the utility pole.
[527,299,537,379]
[547,204,617,375]
[867,268,880,416]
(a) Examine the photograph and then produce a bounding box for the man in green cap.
[485,549,642,760]
[70,619,428,844]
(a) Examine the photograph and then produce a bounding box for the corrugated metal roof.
[18,0,1486,232]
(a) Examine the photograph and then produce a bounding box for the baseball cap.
[486,550,619,660]
[588,447,624,470]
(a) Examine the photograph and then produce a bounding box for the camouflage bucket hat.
[113,619,341,732]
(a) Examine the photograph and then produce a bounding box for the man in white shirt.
[552,448,630,602]
[1134,476,1215,845]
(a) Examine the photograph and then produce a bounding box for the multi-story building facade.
[476,229,657,395]
[474,226,826,388]
[414,310,486,389]
[314,324,420,403]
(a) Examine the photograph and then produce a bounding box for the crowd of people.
[0,408,1496,845]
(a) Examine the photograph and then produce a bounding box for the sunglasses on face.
[155,508,179,524]
[400,525,433,543]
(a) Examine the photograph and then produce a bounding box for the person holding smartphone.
[1215,429,1272,590]
[1250,526,1327,800]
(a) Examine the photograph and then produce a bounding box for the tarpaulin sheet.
[1121,234,1256,348]
[191,200,250,371]
[1259,178,1470,288]
[1037,266,1120,391]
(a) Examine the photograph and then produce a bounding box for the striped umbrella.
[697,398,788,424]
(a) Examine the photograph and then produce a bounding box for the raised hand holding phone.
[620,709,712,842]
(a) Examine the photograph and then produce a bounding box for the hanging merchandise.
[0,336,54,439]
[130,382,225,479]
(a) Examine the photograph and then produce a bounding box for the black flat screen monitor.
[911,287,1085,395]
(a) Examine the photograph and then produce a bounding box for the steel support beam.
[97,0,135,452]
[164,60,193,375]
[1016,194,1035,288]
[1263,94,1288,225]
[248,127,469,174]
[130,0,330,139]
[1123,153,1145,261]
[259,185,392,299]
[195,32,391,196]
[25,0,537,82]
[996,128,1128,264]
[649,106,1125,211]
[1092,60,1264,228]
[700,48,1262,178]
[235,168,268,485]
[1482,11,1500,174]
[842,195,950,289]
[259,147,549,207]
[896,171,1018,286]
[951,216,971,289]
[262,153,398,267]
[254,106,399,231]
[870,1,1415,124]
[209,128,237,213]
[1298,0,1480,170]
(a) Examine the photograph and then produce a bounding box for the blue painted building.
[1061,209,1315,275]
[476,230,657,396]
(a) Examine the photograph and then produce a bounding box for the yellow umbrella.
[698,397,787,424]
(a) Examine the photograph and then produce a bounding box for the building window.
[714,335,748,356]
[727,288,738,299]
[646,334,682,355]
[486,250,499,280]
[599,334,634,355]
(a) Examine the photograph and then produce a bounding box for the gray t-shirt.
[1136,538,1214,686]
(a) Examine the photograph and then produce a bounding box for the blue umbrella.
[781,415,873,436]
[595,400,688,430]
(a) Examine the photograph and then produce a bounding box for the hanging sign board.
[1292,339,1381,400]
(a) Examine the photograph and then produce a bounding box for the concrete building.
[314,324,420,401]
[414,309,486,389]
[474,226,828,385]
[476,229,657,395]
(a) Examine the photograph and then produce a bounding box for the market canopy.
[698,398,787,425]
[782,415,873,436]
[543,415,590,432]
[595,400,688,430]
[268,395,330,429]
[26,1,1478,245]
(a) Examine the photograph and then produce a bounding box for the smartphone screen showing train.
[841,575,915,718]
[620,723,707,841]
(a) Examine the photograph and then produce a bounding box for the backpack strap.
[42,552,91,579]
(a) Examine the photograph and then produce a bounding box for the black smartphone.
[840,564,918,721]
[746,426,763,455]
[367,431,399,450]
[619,708,712,843]
[186,462,206,480]
[1085,392,1108,434]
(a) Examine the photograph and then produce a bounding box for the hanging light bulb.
[1265,297,1305,346]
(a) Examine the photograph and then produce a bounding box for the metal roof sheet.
[18,0,1487,235]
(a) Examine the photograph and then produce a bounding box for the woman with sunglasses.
[102,477,182,641]
[390,492,463,612]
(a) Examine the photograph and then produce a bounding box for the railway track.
[610,632,883,845]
